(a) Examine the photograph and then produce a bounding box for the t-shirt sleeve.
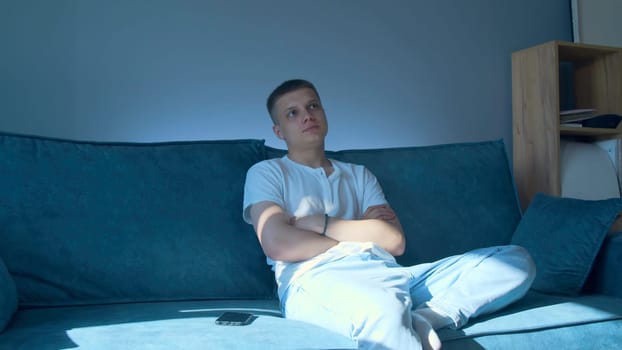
[242,161,284,224]
[361,166,388,213]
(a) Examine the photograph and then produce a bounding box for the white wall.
[573,0,622,46]
[571,0,622,197]
[0,1,572,150]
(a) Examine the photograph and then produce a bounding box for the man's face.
[271,88,328,148]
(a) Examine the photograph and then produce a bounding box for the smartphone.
[215,311,255,326]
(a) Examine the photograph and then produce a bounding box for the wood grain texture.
[513,41,622,210]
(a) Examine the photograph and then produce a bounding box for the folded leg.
[407,245,536,329]
[282,254,423,350]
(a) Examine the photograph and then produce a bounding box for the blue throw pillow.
[511,193,622,295]
[0,256,18,332]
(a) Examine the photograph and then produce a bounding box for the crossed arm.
[249,201,405,263]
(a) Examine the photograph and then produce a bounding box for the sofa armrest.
[585,232,622,298]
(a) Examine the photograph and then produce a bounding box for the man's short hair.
[266,79,320,124]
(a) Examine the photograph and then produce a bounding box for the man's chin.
[289,138,325,149]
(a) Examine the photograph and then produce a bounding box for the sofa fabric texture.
[587,233,622,299]
[0,134,273,306]
[1,131,621,349]
[0,299,357,350]
[0,258,17,332]
[334,142,522,266]
[511,193,622,295]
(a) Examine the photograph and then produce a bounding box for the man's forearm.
[264,223,339,262]
[293,214,405,256]
[251,202,339,263]
[325,217,405,256]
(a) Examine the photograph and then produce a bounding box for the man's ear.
[273,124,285,140]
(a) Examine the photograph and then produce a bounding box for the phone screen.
[215,311,255,326]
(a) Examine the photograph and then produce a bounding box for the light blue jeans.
[282,244,536,350]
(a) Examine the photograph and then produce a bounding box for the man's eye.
[308,103,319,110]
[287,110,297,118]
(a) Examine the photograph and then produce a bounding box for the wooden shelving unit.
[512,40,622,210]
[559,125,622,136]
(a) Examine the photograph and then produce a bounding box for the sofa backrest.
[336,140,523,266]
[0,133,274,307]
[1,133,521,307]
[268,139,522,266]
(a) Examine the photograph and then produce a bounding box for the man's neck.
[287,147,329,169]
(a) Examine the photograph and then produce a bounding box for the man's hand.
[363,204,397,222]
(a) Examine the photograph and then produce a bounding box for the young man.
[243,79,535,350]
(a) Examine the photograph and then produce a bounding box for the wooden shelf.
[512,40,622,210]
[560,125,621,137]
[557,41,620,61]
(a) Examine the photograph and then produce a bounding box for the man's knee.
[500,245,536,289]
[352,297,422,349]
[354,293,412,333]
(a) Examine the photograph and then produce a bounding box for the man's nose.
[302,109,315,123]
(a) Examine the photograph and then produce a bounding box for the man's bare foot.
[412,312,442,350]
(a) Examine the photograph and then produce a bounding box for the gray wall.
[0,0,572,150]
[573,0,622,46]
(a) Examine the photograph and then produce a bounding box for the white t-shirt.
[243,155,390,299]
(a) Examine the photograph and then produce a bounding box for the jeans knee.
[505,245,536,287]
[355,296,411,333]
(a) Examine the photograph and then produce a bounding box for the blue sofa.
[1,131,621,349]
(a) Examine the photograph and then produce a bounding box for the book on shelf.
[560,111,622,129]
[560,108,597,123]
[560,122,583,128]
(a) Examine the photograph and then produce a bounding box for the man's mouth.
[303,125,320,133]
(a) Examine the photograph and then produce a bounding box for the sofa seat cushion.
[0,299,356,349]
[3,293,620,349]
[443,320,622,350]
[439,291,622,349]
